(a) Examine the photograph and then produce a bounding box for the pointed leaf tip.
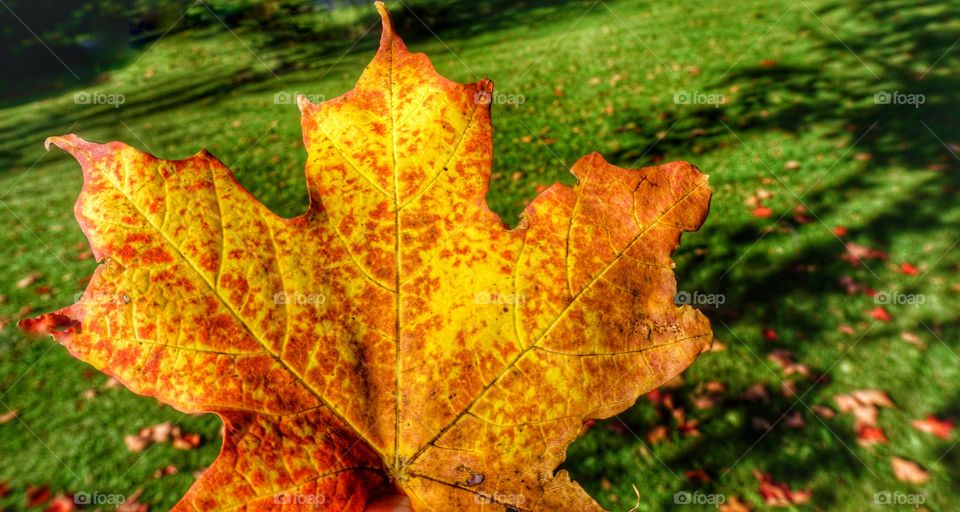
[44,134,89,155]
[376,1,396,44]
[296,93,312,113]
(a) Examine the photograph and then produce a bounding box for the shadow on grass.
[565,0,959,506]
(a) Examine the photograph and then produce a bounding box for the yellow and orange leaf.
[23,3,712,510]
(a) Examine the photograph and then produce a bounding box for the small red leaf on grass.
[899,262,920,276]
[685,468,711,483]
[869,307,892,322]
[44,494,76,512]
[752,206,774,218]
[27,485,52,507]
[891,457,930,484]
[646,425,669,444]
[842,242,887,266]
[912,415,955,439]
[753,470,811,506]
[856,423,888,446]
[762,328,778,342]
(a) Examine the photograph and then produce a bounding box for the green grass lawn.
[1,0,959,510]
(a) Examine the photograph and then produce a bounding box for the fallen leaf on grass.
[753,470,811,506]
[891,457,930,485]
[685,468,711,483]
[27,484,51,507]
[856,423,888,446]
[900,331,926,349]
[124,422,201,453]
[16,272,42,289]
[0,409,18,424]
[767,349,810,377]
[842,242,887,267]
[116,488,149,512]
[834,389,894,426]
[719,495,753,512]
[153,465,179,479]
[646,425,669,444]
[742,383,770,403]
[783,411,806,429]
[869,306,892,322]
[898,262,919,276]
[44,494,76,512]
[912,415,955,440]
[811,405,835,419]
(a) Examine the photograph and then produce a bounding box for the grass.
[1,0,959,509]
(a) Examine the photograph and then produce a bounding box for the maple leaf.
[753,470,811,507]
[21,3,712,510]
[911,415,955,439]
[890,457,930,485]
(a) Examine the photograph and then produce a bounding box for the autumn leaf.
[855,423,888,447]
[21,3,712,510]
[753,470,811,507]
[912,415,955,439]
[834,389,894,426]
[890,457,930,485]
[869,306,892,322]
[26,484,52,508]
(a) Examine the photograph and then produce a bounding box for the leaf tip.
[296,93,313,113]
[18,311,80,339]
[478,77,494,93]
[375,1,395,40]
[44,134,93,158]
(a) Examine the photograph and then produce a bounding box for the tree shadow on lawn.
[0,0,597,171]
[567,0,959,506]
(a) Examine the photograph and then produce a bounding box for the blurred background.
[1,0,958,510]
